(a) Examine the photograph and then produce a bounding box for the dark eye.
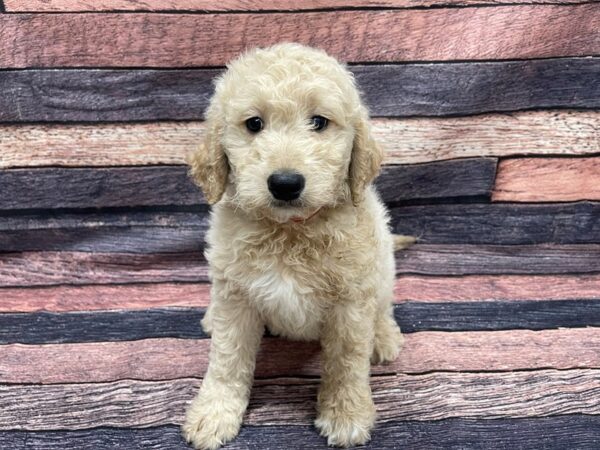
[245,117,263,133]
[310,115,329,132]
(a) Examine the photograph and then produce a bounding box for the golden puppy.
[183,43,410,449]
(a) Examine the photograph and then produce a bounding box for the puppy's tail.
[393,234,417,251]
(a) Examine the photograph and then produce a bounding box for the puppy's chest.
[232,247,339,340]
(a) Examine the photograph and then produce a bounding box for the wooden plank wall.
[1,1,599,449]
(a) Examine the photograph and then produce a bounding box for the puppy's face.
[190,44,382,223]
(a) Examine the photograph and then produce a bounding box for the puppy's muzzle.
[267,170,305,201]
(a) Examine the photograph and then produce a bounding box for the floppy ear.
[348,109,383,206]
[187,112,229,205]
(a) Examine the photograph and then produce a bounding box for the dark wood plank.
[379,158,496,203]
[353,58,600,117]
[2,299,600,344]
[2,8,600,68]
[395,300,600,332]
[0,167,204,209]
[0,212,209,253]
[4,202,600,255]
[3,112,599,168]
[6,0,595,12]
[2,244,599,288]
[493,157,600,202]
[1,59,600,122]
[0,160,495,210]
[3,417,600,450]
[3,328,599,383]
[397,244,600,275]
[0,69,219,123]
[2,371,599,429]
[396,274,600,302]
[391,202,600,244]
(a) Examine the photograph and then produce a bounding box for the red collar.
[289,208,322,224]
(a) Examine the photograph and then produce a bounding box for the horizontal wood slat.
[1,60,599,122]
[5,0,595,12]
[2,245,599,288]
[1,8,600,68]
[2,417,600,450]
[0,159,496,210]
[0,251,209,286]
[2,202,599,254]
[2,299,599,344]
[2,370,599,429]
[2,273,599,313]
[396,274,600,302]
[392,202,600,245]
[493,157,600,202]
[0,283,211,312]
[397,244,600,275]
[2,328,599,383]
[2,112,599,168]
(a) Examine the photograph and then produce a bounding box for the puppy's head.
[189,43,382,223]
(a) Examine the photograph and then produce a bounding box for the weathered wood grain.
[394,300,600,331]
[392,202,600,244]
[395,274,600,302]
[1,60,600,122]
[493,157,600,202]
[3,417,600,450]
[3,202,600,255]
[0,167,204,209]
[0,308,206,344]
[6,0,595,12]
[0,70,218,122]
[380,158,497,203]
[0,211,209,253]
[2,328,599,383]
[2,8,600,68]
[397,244,600,275]
[2,370,599,429]
[0,251,209,287]
[354,59,600,117]
[2,245,599,288]
[0,122,203,169]
[3,299,599,344]
[2,273,598,313]
[0,160,495,210]
[0,283,211,312]
[2,112,599,168]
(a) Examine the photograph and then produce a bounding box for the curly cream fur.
[182,43,406,449]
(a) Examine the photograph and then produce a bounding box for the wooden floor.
[1,1,600,449]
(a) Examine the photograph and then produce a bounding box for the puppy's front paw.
[182,398,243,450]
[315,403,376,447]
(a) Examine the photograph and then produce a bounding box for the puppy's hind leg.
[371,302,403,365]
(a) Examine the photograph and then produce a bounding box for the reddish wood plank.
[0,122,202,169]
[2,328,599,383]
[1,7,600,68]
[2,273,599,313]
[493,157,600,202]
[5,0,593,12]
[4,112,598,168]
[0,252,208,287]
[395,274,600,302]
[0,284,211,313]
[2,370,599,429]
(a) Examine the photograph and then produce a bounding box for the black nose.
[267,171,305,201]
